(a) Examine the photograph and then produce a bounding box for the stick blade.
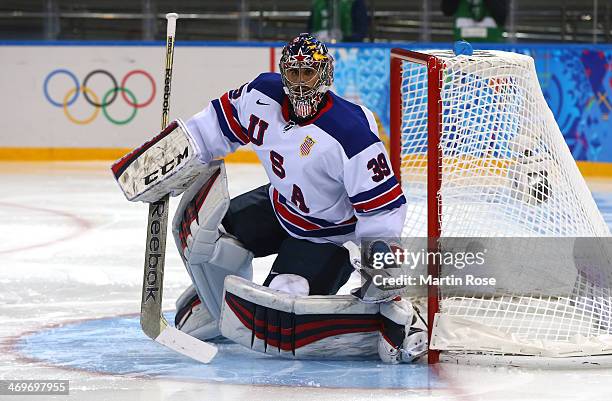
[155,326,218,363]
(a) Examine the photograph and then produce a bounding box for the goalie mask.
[280,33,334,119]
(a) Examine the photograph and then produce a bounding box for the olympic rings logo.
[43,69,156,125]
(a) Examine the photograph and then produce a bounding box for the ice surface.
[2,162,612,401]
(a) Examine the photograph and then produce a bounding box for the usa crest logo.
[300,136,316,157]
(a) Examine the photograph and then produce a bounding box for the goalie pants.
[221,184,353,295]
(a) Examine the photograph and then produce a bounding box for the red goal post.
[390,48,444,364]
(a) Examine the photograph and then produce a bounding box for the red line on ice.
[0,201,93,255]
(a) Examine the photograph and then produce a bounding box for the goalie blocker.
[111,119,210,203]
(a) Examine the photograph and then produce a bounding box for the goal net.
[390,49,612,366]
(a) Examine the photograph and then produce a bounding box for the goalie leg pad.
[378,299,428,364]
[175,284,221,340]
[173,160,228,259]
[188,241,253,321]
[220,275,382,359]
[172,161,253,321]
[112,119,212,202]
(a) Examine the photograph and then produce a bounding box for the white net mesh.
[395,50,612,360]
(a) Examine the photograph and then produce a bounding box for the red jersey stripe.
[353,184,403,212]
[220,92,250,144]
[272,190,321,230]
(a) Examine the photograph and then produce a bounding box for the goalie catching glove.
[345,239,408,303]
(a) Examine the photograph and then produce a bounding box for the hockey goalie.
[113,33,427,363]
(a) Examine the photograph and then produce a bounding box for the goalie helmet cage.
[389,48,612,367]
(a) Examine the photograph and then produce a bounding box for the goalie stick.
[139,12,217,363]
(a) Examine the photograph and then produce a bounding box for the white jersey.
[185,73,407,245]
